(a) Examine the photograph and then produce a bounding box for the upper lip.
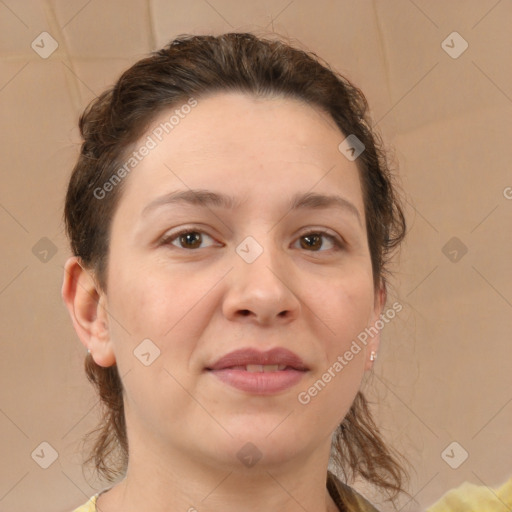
[206,348,308,371]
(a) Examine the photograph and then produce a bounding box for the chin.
[210,425,314,470]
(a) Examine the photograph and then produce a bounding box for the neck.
[97,427,340,512]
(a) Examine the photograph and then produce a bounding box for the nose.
[222,241,301,326]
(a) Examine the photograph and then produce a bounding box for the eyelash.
[160,227,345,252]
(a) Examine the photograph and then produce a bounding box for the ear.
[61,256,116,367]
[364,280,386,371]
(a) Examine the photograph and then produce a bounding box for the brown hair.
[64,32,407,505]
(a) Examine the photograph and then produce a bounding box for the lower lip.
[208,369,306,395]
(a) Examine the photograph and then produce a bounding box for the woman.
[62,32,407,512]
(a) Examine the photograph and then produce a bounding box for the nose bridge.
[236,233,287,291]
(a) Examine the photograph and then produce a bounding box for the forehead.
[150,91,343,160]
[115,91,364,216]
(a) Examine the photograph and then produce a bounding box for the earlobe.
[364,280,387,371]
[61,257,116,367]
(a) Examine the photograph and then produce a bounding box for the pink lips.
[206,348,308,395]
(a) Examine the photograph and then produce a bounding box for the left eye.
[294,231,342,251]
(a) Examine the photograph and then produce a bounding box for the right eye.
[161,229,219,250]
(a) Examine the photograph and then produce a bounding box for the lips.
[206,348,308,395]
[206,348,308,372]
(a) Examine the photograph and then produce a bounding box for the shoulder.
[327,471,381,512]
[70,494,98,512]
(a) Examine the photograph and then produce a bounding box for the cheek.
[312,268,375,345]
[306,269,374,387]
[105,262,221,366]
[104,266,214,418]
[297,274,373,425]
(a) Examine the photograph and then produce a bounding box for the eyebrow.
[141,189,362,225]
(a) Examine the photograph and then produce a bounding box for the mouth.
[206,347,308,371]
[222,364,289,372]
[206,348,308,395]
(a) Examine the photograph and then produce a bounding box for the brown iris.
[179,232,202,249]
[300,233,323,251]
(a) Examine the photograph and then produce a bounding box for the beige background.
[1,1,511,511]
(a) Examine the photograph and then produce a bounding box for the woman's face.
[99,92,383,470]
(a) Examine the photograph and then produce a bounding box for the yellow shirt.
[71,472,379,511]
[71,494,97,512]
[71,475,512,511]
[426,477,512,512]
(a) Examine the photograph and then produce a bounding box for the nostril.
[240,309,251,316]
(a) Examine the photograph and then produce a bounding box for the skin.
[62,92,385,512]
